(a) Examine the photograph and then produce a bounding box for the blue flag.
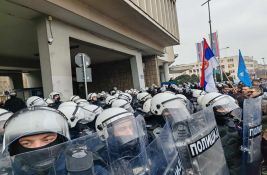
[237,50,252,87]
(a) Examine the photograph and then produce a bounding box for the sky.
[173,0,267,65]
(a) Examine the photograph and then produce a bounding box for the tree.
[191,74,199,83]
[172,74,199,84]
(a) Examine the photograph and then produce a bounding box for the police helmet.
[111,99,134,113]
[95,107,134,140]
[69,95,80,102]
[0,109,13,134]
[49,91,62,100]
[105,95,117,105]
[143,99,152,113]
[118,93,132,103]
[137,92,152,102]
[3,107,70,153]
[26,96,48,107]
[150,92,188,116]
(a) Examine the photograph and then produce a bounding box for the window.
[229,70,235,73]
[228,64,235,68]
[227,58,234,62]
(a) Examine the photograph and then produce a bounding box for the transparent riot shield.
[0,152,12,175]
[163,107,229,175]
[241,96,263,175]
[105,115,148,175]
[4,133,110,175]
[146,121,185,175]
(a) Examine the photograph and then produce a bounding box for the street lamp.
[262,58,266,78]
[220,46,230,52]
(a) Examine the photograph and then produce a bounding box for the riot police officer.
[201,92,242,175]
[95,107,148,175]
[151,92,229,175]
[2,107,110,175]
[0,109,13,150]
[48,91,62,109]
[58,101,103,139]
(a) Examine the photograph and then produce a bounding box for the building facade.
[254,63,267,79]
[170,56,257,80]
[169,62,202,78]
[0,0,179,100]
[219,56,255,80]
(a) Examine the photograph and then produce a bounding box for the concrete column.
[130,53,145,89]
[37,18,73,100]
[163,62,170,81]
[160,70,165,82]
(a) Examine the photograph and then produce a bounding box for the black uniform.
[215,116,242,175]
[49,101,62,109]
[4,96,26,113]
[144,114,166,143]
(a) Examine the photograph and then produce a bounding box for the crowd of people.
[0,79,266,175]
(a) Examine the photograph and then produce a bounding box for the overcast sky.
[173,0,267,65]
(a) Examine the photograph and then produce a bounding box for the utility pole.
[201,0,213,49]
[202,0,217,82]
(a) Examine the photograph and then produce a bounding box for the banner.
[209,32,220,58]
[196,42,203,62]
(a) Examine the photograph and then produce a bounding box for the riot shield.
[0,152,12,175]
[163,107,229,175]
[105,115,148,175]
[146,122,185,175]
[241,96,263,175]
[3,133,110,175]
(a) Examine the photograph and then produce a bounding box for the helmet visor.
[212,96,240,116]
[105,115,147,168]
[107,116,140,146]
[6,133,101,174]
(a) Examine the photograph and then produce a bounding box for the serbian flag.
[200,38,218,92]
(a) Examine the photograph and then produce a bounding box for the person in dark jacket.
[214,112,242,175]
[3,90,26,113]
[201,93,242,175]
